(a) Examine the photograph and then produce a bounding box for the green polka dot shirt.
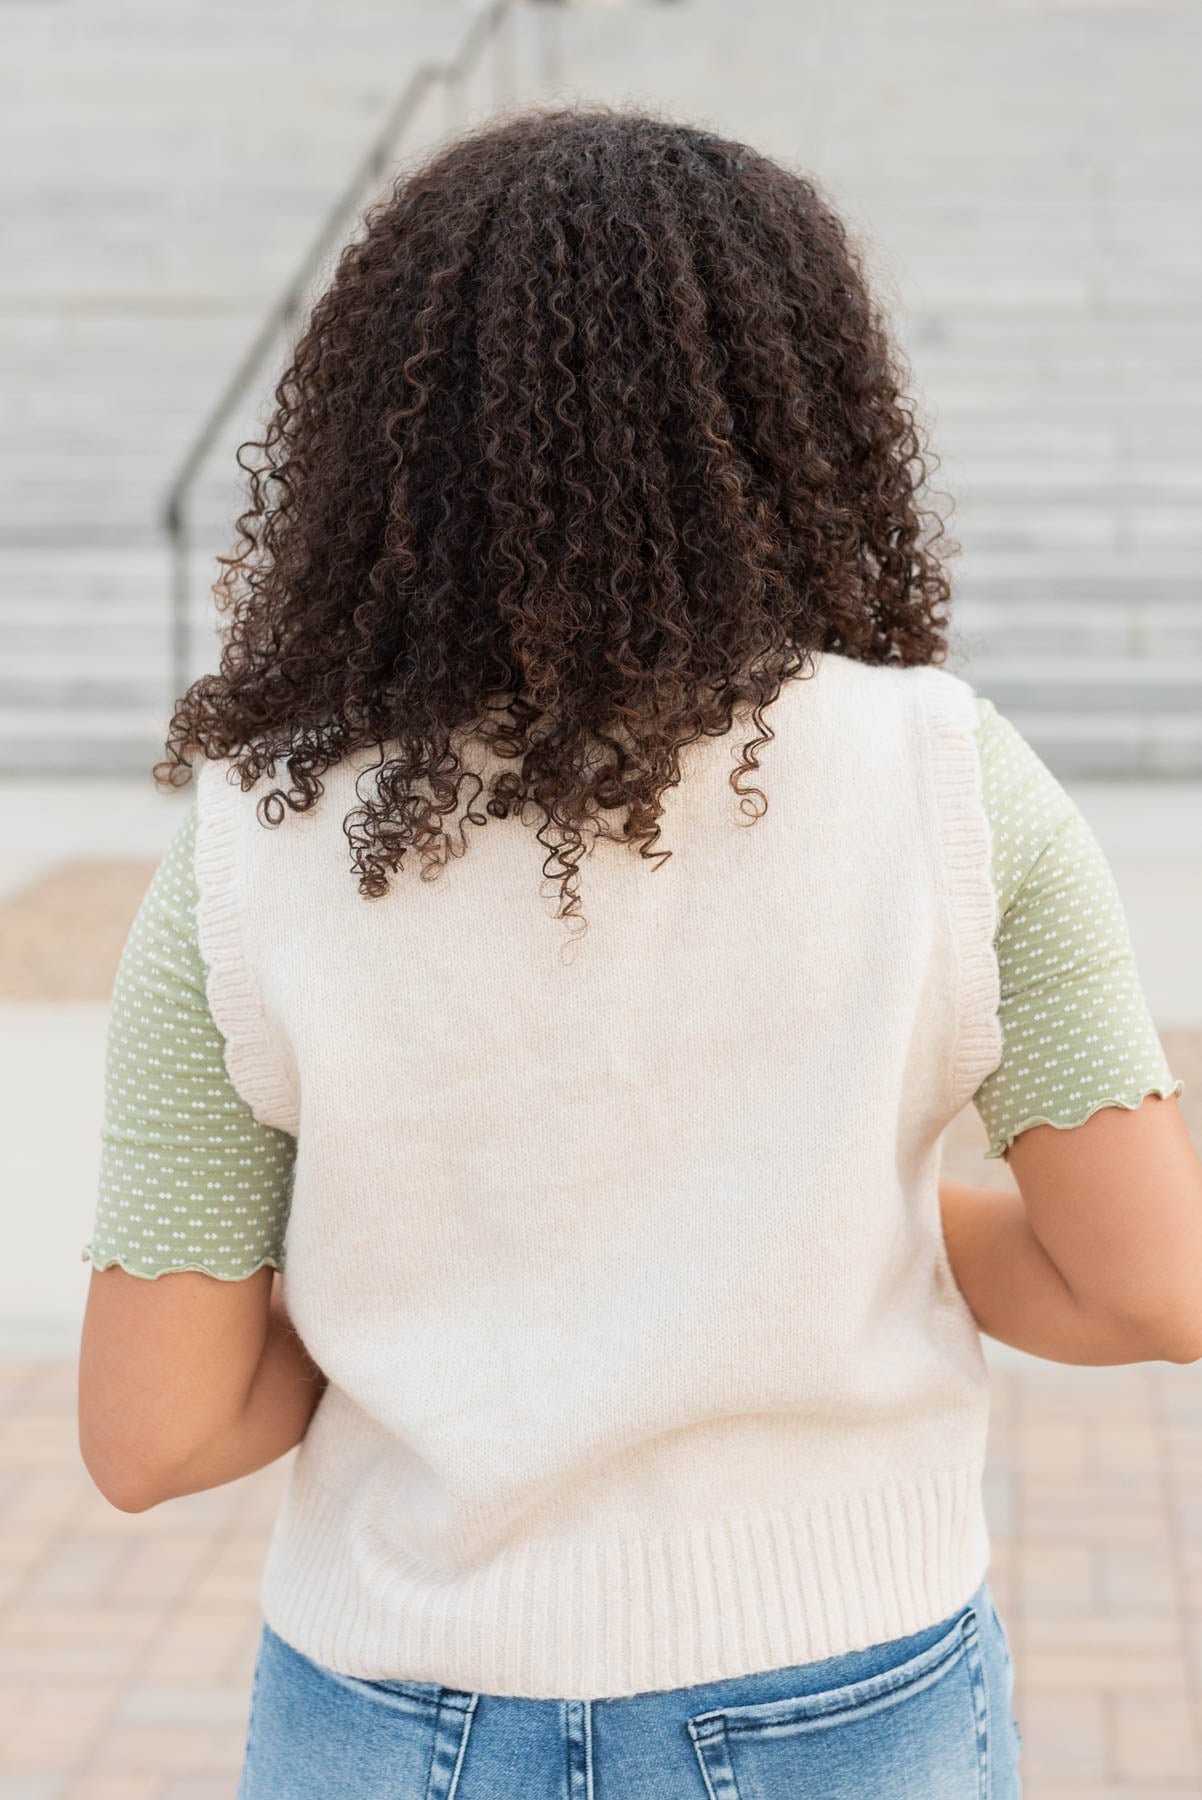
[81,696,1183,1281]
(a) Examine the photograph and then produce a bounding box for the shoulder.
[139,799,200,922]
[970,693,1071,808]
[814,652,986,727]
[193,748,377,841]
[804,653,986,748]
[110,797,206,1010]
[967,696,1080,916]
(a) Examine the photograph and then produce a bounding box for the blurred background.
[1,0,1200,1792]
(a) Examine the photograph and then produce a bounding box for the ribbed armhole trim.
[194,758,295,1132]
[923,672,1004,1111]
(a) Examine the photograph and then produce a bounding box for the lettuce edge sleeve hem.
[80,1244,284,1282]
[984,1077,1185,1160]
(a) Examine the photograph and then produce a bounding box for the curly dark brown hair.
[160,104,954,926]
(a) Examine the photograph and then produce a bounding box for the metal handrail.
[163,0,561,705]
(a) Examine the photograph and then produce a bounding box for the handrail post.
[534,0,564,92]
[493,2,517,109]
[443,66,465,137]
[166,495,189,712]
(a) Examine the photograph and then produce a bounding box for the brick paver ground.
[0,863,157,1002]
[5,1351,1202,1796]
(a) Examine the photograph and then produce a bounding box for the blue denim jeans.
[237,1576,1022,1798]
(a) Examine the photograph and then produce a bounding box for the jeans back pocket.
[686,1606,989,1800]
[237,1623,477,1800]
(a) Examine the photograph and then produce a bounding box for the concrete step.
[7,694,1202,782]
[962,657,1202,719]
[2,0,1200,779]
[0,0,541,547]
[951,600,1202,661]
[0,708,166,776]
[989,711,1202,779]
[919,386,1202,417]
[951,503,1202,554]
[947,467,1202,503]
[956,567,1202,606]
[8,598,1202,667]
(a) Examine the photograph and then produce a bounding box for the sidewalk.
[3,1352,1201,1796]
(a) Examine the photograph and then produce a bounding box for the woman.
[77,108,1201,1798]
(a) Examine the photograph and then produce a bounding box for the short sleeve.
[971,696,1184,1159]
[82,801,297,1280]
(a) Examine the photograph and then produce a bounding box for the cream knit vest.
[194,650,1003,1700]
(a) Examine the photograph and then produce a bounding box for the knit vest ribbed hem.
[257,1458,990,1699]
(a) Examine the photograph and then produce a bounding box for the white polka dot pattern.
[971,694,1182,1158]
[79,701,1184,1279]
[80,803,296,1281]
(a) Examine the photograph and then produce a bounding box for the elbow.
[78,1426,181,1515]
[1156,1323,1202,1366]
[101,1479,164,1515]
[1106,1299,1202,1366]
[80,1455,167,1515]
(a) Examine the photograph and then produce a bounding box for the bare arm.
[940,1092,1202,1365]
[78,1265,327,1512]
